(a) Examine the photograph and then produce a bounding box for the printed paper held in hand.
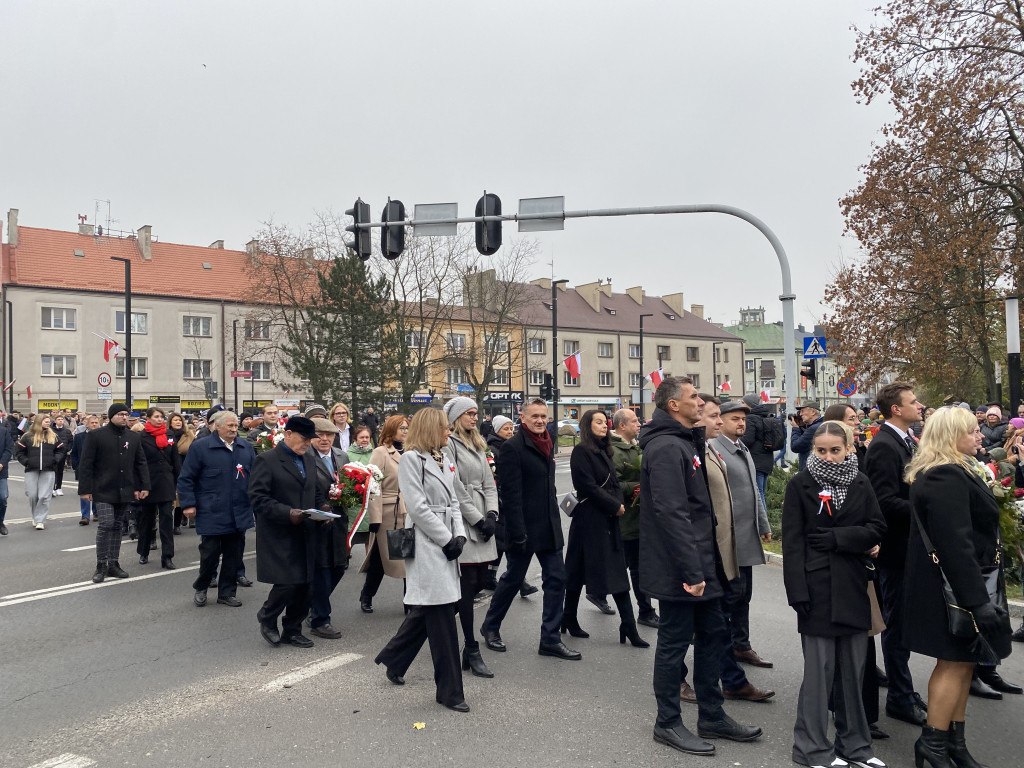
[304,508,341,521]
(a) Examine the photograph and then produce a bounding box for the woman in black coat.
[563,410,648,648]
[136,407,180,569]
[903,407,1013,768]
[50,415,74,496]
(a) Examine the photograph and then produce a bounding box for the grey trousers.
[793,632,873,767]
[24,471,55,524]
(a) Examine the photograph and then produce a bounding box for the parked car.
[557,419,580,433]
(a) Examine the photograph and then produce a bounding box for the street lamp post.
[639,313,653,420]
[1006,296,1021,410]
[233,320,239,412]
[551,279,569,425]
[110,257,132,408]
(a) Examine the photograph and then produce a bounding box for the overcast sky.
[1,0,890,329]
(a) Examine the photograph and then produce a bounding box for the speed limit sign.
[98,372,112,387]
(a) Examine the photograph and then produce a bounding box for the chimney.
[301,246,315,267]
[6,208,18,247]
[530,277,552,290]
[600,280,612,297]
[78,223,94,235]
[208,239,224,249]
[575,281,602,312]
[690,304,705,319]
[625,286,645,305]
[246,238,260,264]
[136,224,152,260]
[662,292,684,316]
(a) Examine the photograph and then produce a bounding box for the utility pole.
[233,320,239,412]
[551,279,568,425]
[639,313,653,420]
[110,257,132,408]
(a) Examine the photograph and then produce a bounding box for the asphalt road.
[2,461,1023,768]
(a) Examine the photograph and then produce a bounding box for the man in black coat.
[0,420,12,536]
[78,403,150,583]
[480,398,580,660]
[639,377,762,756]
[863,381,927,725]
[248,415,327,648]
[306,417,349,640]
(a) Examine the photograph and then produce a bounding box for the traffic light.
[345,198,372,261]
[801,362,816,382]
[539,373,552,400]
[381,199,406,260]
[204,380,218,400]
[475,192,502,255]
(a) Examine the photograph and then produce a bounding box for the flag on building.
[103,339,120,361]
[26,385,32,399]
[718,380,732,392]
[760,388,771,403]
[563,352,582,379]
[646,368,664,389]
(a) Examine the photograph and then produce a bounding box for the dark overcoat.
[176,435,256,536]
[139,431,179,504]
[248,443,325,585]
[495,427,562,553]
[77,424,149,503]
[904,465,1012,662]
[565,442,629,594]
[638,408,728,602]
[863,423,914,569]
[782,470,886,637]
[308,445,351,568]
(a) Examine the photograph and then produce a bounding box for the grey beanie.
[492,415,512,433]
[741,393,760,409]
[443,396,478,425]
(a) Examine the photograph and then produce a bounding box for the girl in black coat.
[782,421,886,768]
[50,415,74,496]
[14,414,68,530]
[136,408,180,569]
[563,410,648,648]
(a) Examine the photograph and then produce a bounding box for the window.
[723,348,729,363]
[183,359,212,379]
[628,344,641,359]
[405,330,425,348]
[598,342,613,358]
[657,345,671,360]
[245,320,270,339]
[41,354,76,376]
[745,359,755,371]
[244,361,272,381]
[563,370,579,387]
[446,368,467,385]
[598,372,613,387]
[761,379,775,390]
[116,311,148,334]
[563,340,579,356]
[182,316,212,337]
[115,357,148,378]
[629,373,642,387]
[486,335,508,353]
[686,346,699,362]
[529,370,546,385]
[689,374,701,388]
[492,369,508,386]
[41,307,76,330]
[528,338,545,354]
[446,333,466,350]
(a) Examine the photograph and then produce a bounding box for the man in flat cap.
[306,416,349,639]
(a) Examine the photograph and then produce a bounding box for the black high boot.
[915,724,954,768]
[613,591,650,648]
[947,721,987,768]
[461,642,494,678]
[560,588,589,638]
[92,561,106,583]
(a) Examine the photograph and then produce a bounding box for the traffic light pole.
[551,279,568,428]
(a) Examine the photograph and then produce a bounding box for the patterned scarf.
[806,452,859,513]
[430,448,446,471]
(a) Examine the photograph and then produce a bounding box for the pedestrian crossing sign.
[803,337,827,359]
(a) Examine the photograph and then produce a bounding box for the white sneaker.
[34,522,45,530]
[54,489,63,496]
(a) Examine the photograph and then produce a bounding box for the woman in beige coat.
[359,414,409,613]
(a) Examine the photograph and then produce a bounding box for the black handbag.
[386,526,415,560]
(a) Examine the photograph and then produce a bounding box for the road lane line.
[7,476,78,488]
[260,652,362,692]
[61,544,97,552]
[27,754,96,768]
[5,512,87,525]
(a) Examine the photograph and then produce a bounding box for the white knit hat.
[491,415,512,433]
[443,396,478,425]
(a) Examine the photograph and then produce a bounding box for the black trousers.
[258,583,311,638]
[361,542,386,599]
[376,603,464,706]
[458,563,489,645]
[53,462,66,490]
[136,501,174,560]
[194,532,245,598]
[654,598,727,729]
[310,564,347,628]
[482,547,566,645]
[622,538,655,617]
[724,565,754,651]
[878,564,915,707]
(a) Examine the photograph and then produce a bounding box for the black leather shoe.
[106,561,129,579]
[360,596,374,613]
[161,559,176,570]
[638,613,661,628]
[538,641,582,660]
[876,665,889,687]
[653,724,715,756]
[260,622,281,646]
[386,668,405,685]
[0,523,7,535]
[438,697,470,713]
[194,590,208,607]
[586,594,615,614]
[310,624,342,639]
[969,674,1004,700]
[173,526,182,535]
[697,714,763,742]
[1012,623,1024,642]
[282,633,314,648]
[138,555,148,565]
[482,628,506,652]
[216,596,242,607]
[869,723,890,739]
[885,699,928,725]
[976,666,1023,694]
[519,582,538,597]
[236,576,253,588]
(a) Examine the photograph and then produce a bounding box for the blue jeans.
[0,476,8,524]
[755,471,768,511]
[80,495,92,520]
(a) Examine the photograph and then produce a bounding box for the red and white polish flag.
[646,368,664,389]
[563,352,582,379]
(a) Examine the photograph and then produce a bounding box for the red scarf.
[145,420,170,449]
[525,426,553,458]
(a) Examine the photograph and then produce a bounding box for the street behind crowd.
[1,462,1022,768]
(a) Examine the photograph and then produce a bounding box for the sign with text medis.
[483,391,523,403]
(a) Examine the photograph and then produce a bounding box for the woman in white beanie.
[442,396,499,679]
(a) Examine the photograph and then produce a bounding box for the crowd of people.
[0,382,1020,768]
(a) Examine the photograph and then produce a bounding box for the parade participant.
[359,414,410,613]
[166,412,193,534]
[640,377,762,756]
[329,402,355,452]
[14,414,68,530]
[71,414,101,525]
[482,415,535,594]
[442,397,499,678]
[248,415,326,648]
[246,403,280,444]
[0,415,12,535]
[374,408,469,712]
[78,403,150,582]
[347,425,375,465]
[136,407,179,569]
[49,414,73,496]
[177,411,255,608]
[480,398,580,661]
[791,402,824,470]
[783,421,887,768]
[306,417,348,639]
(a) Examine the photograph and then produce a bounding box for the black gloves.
[442,536,466,561]
[792,601,811,619]
[507,536,529,555]
[474,514,497,541]
[807,530,838,552]
[368,522,381,534]
[973,602,1006,636]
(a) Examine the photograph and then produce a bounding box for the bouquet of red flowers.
[328,462,384,548]
[252,428,284,454]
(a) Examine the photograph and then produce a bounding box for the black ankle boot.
[560,616,590,638]
[107,561,129,579]
[947,721,987,768]
[619,622,650,648]
[915,724,954,768]
[462,643,494,678]
[92,561,106,583]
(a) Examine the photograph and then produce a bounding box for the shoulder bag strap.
[911,508,940,565]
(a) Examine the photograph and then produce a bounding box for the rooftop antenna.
[94,199,112,235]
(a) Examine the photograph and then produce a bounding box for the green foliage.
[765,465,792,540]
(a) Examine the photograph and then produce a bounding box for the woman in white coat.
[442,397,499,679]
[374,408,470,713]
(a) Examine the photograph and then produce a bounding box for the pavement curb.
[763,550,1024,619]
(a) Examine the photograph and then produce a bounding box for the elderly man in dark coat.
[639,377,762,757]
[306,417,349,639]
[177,411,256,608]
[248,415,327,648]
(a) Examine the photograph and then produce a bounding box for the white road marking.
[7,476,78,488]
[6,512,87,525]
[260,652,362,692]
[27,754,96,768]
[61,544,97,552]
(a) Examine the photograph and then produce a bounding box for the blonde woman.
[13,414,67,530]
[329,403,355,452]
